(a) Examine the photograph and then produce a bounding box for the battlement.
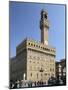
[16,38,56,56]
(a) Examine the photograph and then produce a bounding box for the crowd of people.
[10,76,66,89]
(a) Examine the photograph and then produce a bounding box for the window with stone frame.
[30,73,32,77]
[37,73,38,79]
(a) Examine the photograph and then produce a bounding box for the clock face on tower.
[44,40,48,45]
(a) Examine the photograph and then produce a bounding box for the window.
[41,73,42,76]
[30,73,32,77]
[43,47,45,50]
[33,56,36,59]
[30,56,32,59]
[34,67,36,70]
[44,14,47,19]
[53,68,54,71]
[31,43,33,46]
[50,68,51,71]
[28,43,30,45]
[36,45,38,47]
[44,73,47,76]
[39,46,40,48]
[37,73,38,79]
[29,61,31,63]
[63,67,66,73]
[34,44,35,47]
[48,74,50,76]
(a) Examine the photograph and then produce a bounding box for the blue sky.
[9,2,66,61]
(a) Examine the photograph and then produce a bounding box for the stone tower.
[40,9,49,45]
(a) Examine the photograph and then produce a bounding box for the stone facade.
[56,59,66,79]
[10,10,56,84]
[26,39,56,84]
